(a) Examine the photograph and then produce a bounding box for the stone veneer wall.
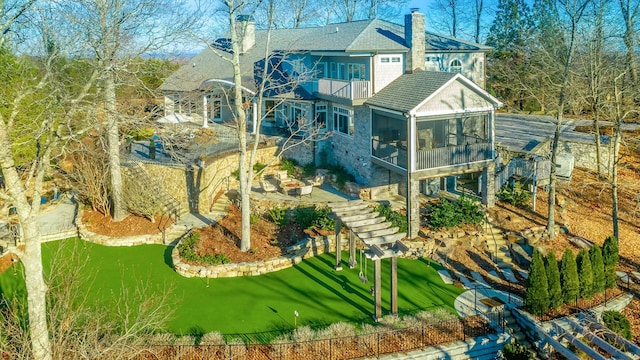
[142,146,280,213]
[329,105,372,185]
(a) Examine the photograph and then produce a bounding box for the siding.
[416,79,493,115]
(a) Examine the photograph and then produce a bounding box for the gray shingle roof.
[365,71,457,113]
[160,18,489,92]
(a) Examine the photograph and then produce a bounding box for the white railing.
[415,143,492,170]
[317,78,371,100]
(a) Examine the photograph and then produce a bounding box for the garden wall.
[75,208,170,246]
[142,146,280,214]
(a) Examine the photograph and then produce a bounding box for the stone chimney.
[404,8,425,73]
[235,15,255,54]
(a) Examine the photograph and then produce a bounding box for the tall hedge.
[545,250,563,310]
[524,248,549,315]
[602,235,619,289]
[576,249,594,299]
[560,249,579,304]
[589,244,605,294]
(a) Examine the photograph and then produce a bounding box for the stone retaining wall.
[76,208,168,246]
[172,233,348,278]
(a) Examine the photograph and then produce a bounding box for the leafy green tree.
[602,235,619,288]
[560,249,579,304]
[589,244,606,294]
[524,249,549,315]
[576,249,594,299]
[545,250,563,310]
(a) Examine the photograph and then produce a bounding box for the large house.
[160,9,503,237]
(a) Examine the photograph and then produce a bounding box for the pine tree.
[577,249,594,299]
[524,248,550,315]
[560,249,579,304]
[590,244,605,294]
[602,235,619,289]
[545,250,563,309]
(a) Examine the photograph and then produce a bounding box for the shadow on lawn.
[163,246,173,268]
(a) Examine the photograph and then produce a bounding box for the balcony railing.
[317,78,372,100]
[416,143,492,170]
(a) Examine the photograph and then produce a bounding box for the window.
[315,103,327,129]
[449,59,463,73]
[291,59,305,75]
[330,62,337,78]
[211,98,221,119]
[333,106,353,136]
[348,63,365,80]
[391,57,401,63]
[380,57,390,63]
[315,62,327,78]
[264,100,276,123]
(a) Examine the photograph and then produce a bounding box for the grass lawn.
[0,238,463,340]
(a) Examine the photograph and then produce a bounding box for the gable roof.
[160,18,489,92]
[366,71,502,114]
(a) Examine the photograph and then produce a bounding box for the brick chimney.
[235,15,255,54]
[404,8,425,73]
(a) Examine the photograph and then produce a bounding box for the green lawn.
[0,238,463,338]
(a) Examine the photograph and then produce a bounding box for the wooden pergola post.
[390,256,398,315]
[374,258,382,321]
[349,231,356,268]
[335,218,342,271]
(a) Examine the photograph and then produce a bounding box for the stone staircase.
[121,161,184,221]
[483,216,514,269]
[209,189,234,219]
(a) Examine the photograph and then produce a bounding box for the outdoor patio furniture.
[276,170,292,186]
[260,180,277,193]
[307,174,325,186]
[297,184,313,198]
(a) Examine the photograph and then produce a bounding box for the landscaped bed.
[0,238,463,341]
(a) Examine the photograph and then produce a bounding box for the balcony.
[316,78,372,100]
[416,143,492,170]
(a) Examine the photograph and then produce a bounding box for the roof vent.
[410,7,420,13]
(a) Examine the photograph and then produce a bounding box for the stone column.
[349,231,356,268]
[406,175,420,238]
[374,258,382,321]
[482,162,496,208]
[335,218,342,270]
[390,256,398,315]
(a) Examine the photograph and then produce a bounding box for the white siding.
[416,79,493,115]
[373,54,404,93]
[424,52,486,89]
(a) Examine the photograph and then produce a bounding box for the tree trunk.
[0,121,52,360]
[611,121,620,242]
[104,71,126,221]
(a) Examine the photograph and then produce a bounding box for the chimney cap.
[410,8,420,13]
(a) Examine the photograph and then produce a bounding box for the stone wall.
[142,146,280,213]
[329,105,373,185]
[75,208,171,246]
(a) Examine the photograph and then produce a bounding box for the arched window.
[449,59,463,73]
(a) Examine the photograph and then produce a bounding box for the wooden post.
[349,231,356,268]
[374,258,382,321]
[335,218,342,271]
[390,256,398,315]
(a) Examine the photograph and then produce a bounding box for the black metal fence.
[138,312,503,360]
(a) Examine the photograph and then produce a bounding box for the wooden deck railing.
[415,143,492,170]
[317,79,371,100]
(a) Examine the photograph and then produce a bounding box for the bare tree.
[430,0,460,37]
[547,0,591,240]
[59,0,198,221]
[619,0,640,101]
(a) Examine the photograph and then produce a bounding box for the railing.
[142,312,501,360]
[416,143,492,170]
[317,78,371,100]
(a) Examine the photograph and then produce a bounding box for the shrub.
[313,207,335,231]
[375,203,408,234]
[560,249,580,304]
[253,162,267,174]
[280,158,298,176]
[498,181,532,207]
[602,235,619,289]
[500,340,533,360]
[327,164,354,189]
[524,248,549,315]
[602,310,632,340]
[177,232,231,265]
[302,162,317,177]
[294,206,317,230]
[268,206,288,227]
[426,195,484,230]
[589,244,605,294]
[576,249,594,299]
[545,250,563,310]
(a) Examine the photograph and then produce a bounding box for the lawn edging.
[171,232,346,278]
